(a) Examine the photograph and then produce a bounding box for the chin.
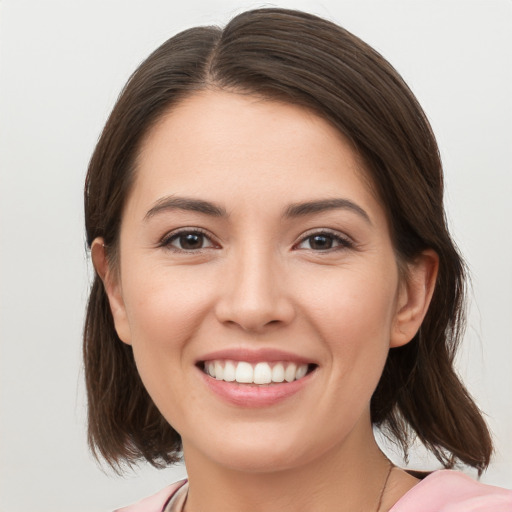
[185,423,335,475]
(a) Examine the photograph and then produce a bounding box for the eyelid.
[157,227,354,252]
[159,227,221,252]
[293,228,354,250]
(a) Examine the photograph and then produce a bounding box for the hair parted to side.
[84,8,492,473]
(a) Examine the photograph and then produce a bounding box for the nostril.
[214,285,296,332]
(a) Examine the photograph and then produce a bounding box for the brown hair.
[84,8,492,473]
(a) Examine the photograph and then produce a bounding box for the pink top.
[389,470,512,511]
[115,470,512,512]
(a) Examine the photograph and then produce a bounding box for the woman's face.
[100,90,429,473]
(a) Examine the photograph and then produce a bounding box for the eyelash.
[159,228,218,253]
[159,228,354,253]
[294,229,354,252]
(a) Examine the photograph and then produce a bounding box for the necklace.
[375,463,394,512]
[168,463,395,512]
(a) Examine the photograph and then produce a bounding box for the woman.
[83,8,512,511]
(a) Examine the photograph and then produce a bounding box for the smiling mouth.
[199,360,317,385]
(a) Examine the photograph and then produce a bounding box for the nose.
[214,247,296,333]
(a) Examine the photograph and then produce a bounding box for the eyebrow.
[284,198,372,224]
[144,195,371,224]
[144,196,227,220]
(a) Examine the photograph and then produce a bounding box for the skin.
[93,90,438,511]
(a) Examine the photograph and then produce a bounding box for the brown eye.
[308,234,334,250]
[164,230,215,251]
[296,231,353,251]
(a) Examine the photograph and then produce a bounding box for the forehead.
[130,90,383,223]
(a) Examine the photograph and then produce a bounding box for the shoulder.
[390,470,512,512]
[114,479,188,512]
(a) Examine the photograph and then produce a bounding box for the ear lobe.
[91,238,132,345]
[390,249,439,348]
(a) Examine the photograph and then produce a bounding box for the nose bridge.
[215,241,294,331]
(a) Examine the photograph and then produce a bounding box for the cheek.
[120,265,214,396]
[299,264,399,393]
[124,262,213,340]
[305,272,396,416]
[301,265,398,342]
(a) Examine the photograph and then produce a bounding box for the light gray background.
[1,0,511,510]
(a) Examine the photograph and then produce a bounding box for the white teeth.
[223,360,236,382]
[295,364,308,380]
[235,361,254,383]
[271,363,285,383]
[214,361,224,380]
[254,362,272,384]
[284,363,297,383]
[204,360,311,384]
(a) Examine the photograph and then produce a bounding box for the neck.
[182,420,392,512]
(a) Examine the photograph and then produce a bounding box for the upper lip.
[196,348,317,365]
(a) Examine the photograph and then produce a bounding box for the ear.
[91,238,132,345]
[390,249,439,348]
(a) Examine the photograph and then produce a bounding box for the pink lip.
[198,368,316,407]
[197,348,315,365]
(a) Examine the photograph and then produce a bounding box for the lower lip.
[198,367,315,407]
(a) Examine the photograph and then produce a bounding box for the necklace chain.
[173,462,395,512]
[375,463,394,512]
